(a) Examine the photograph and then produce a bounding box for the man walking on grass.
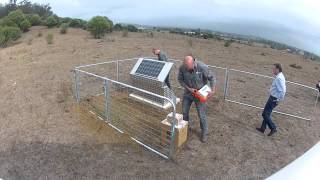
[178,55,216,142]
[152,48,171,88]
[257,63,286,136]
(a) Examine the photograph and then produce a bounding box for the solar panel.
[135,60,165,78]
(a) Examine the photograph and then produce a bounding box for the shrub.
[7,10,26,27]
[27,14,41,26]
[46,16,58,28]
[0,33,6,47]
[0,17,18,27]
[60,17,72,24]
[37,31,42,37]
[122,29,128,37]
[224,40,233,47]
[289,64,302,69]
[69,18,87,29]
[87,16,112,39]
[20,19,31,32]
[60,23,69,34]
[0,26,22,47]
[46,33,53,44]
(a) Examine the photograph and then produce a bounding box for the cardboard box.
[166,112,183,124]
[161,118,188,148]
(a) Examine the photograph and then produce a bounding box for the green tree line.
[0,0,139,47]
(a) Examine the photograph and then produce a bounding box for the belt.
[270,96,277,100]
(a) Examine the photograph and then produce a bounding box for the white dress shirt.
[270,72,286,101]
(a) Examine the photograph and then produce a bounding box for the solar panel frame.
[135,59,165,78]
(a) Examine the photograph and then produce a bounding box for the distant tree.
[46,15,58,28]
[113,23,123,31]
[60,17,72,24]
[0,1,53,18]
[87,16,112,39]
[5,0,17,14]
[18,0,33,14]
[104,16,113,32]
[0,3,6,18]
[31,3,52,17]
[126,24,138,32]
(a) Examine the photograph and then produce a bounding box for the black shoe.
[268,129,277,136]
[256,128,265,134]
[200,133,208,143]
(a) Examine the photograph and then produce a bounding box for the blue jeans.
[261,96,278,130]
[182,93,208,135]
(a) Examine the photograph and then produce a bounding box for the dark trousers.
[182,93,208,135]
[261,96,278,130]
[165,75,171,89]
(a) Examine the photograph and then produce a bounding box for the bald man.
[152,48,171,88]
[178,56,216,142]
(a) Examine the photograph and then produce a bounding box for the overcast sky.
[1,0,319,55]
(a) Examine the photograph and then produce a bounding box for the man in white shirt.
[257,63,286,136]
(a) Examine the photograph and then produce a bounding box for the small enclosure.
[73,57,319,159]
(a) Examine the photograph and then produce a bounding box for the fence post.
[116,60,119,81]
[74,69,80,102]
[104,79,110,121]
[223,68,229,100]
[169,99,177,159]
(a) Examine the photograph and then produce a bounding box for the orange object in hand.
[192,85,212,103]
[192,90,208,103]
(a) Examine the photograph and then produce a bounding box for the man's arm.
[178,67,187,88]
[159,52,168,62]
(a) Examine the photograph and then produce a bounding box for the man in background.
[152,48,171,88]
[178,55,216,142]
[316,80,320,92]
[256,63,286,136]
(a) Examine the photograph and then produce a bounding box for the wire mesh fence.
[74,62,177,159]
[73,57,319,159]
[225,69,319,121]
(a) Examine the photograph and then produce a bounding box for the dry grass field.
[0,26,319,179]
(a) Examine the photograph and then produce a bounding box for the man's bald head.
[184,56,195,70]
[152,48,160,55]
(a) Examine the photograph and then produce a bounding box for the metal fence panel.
[74,61,177,159]
[226,69,318,121]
